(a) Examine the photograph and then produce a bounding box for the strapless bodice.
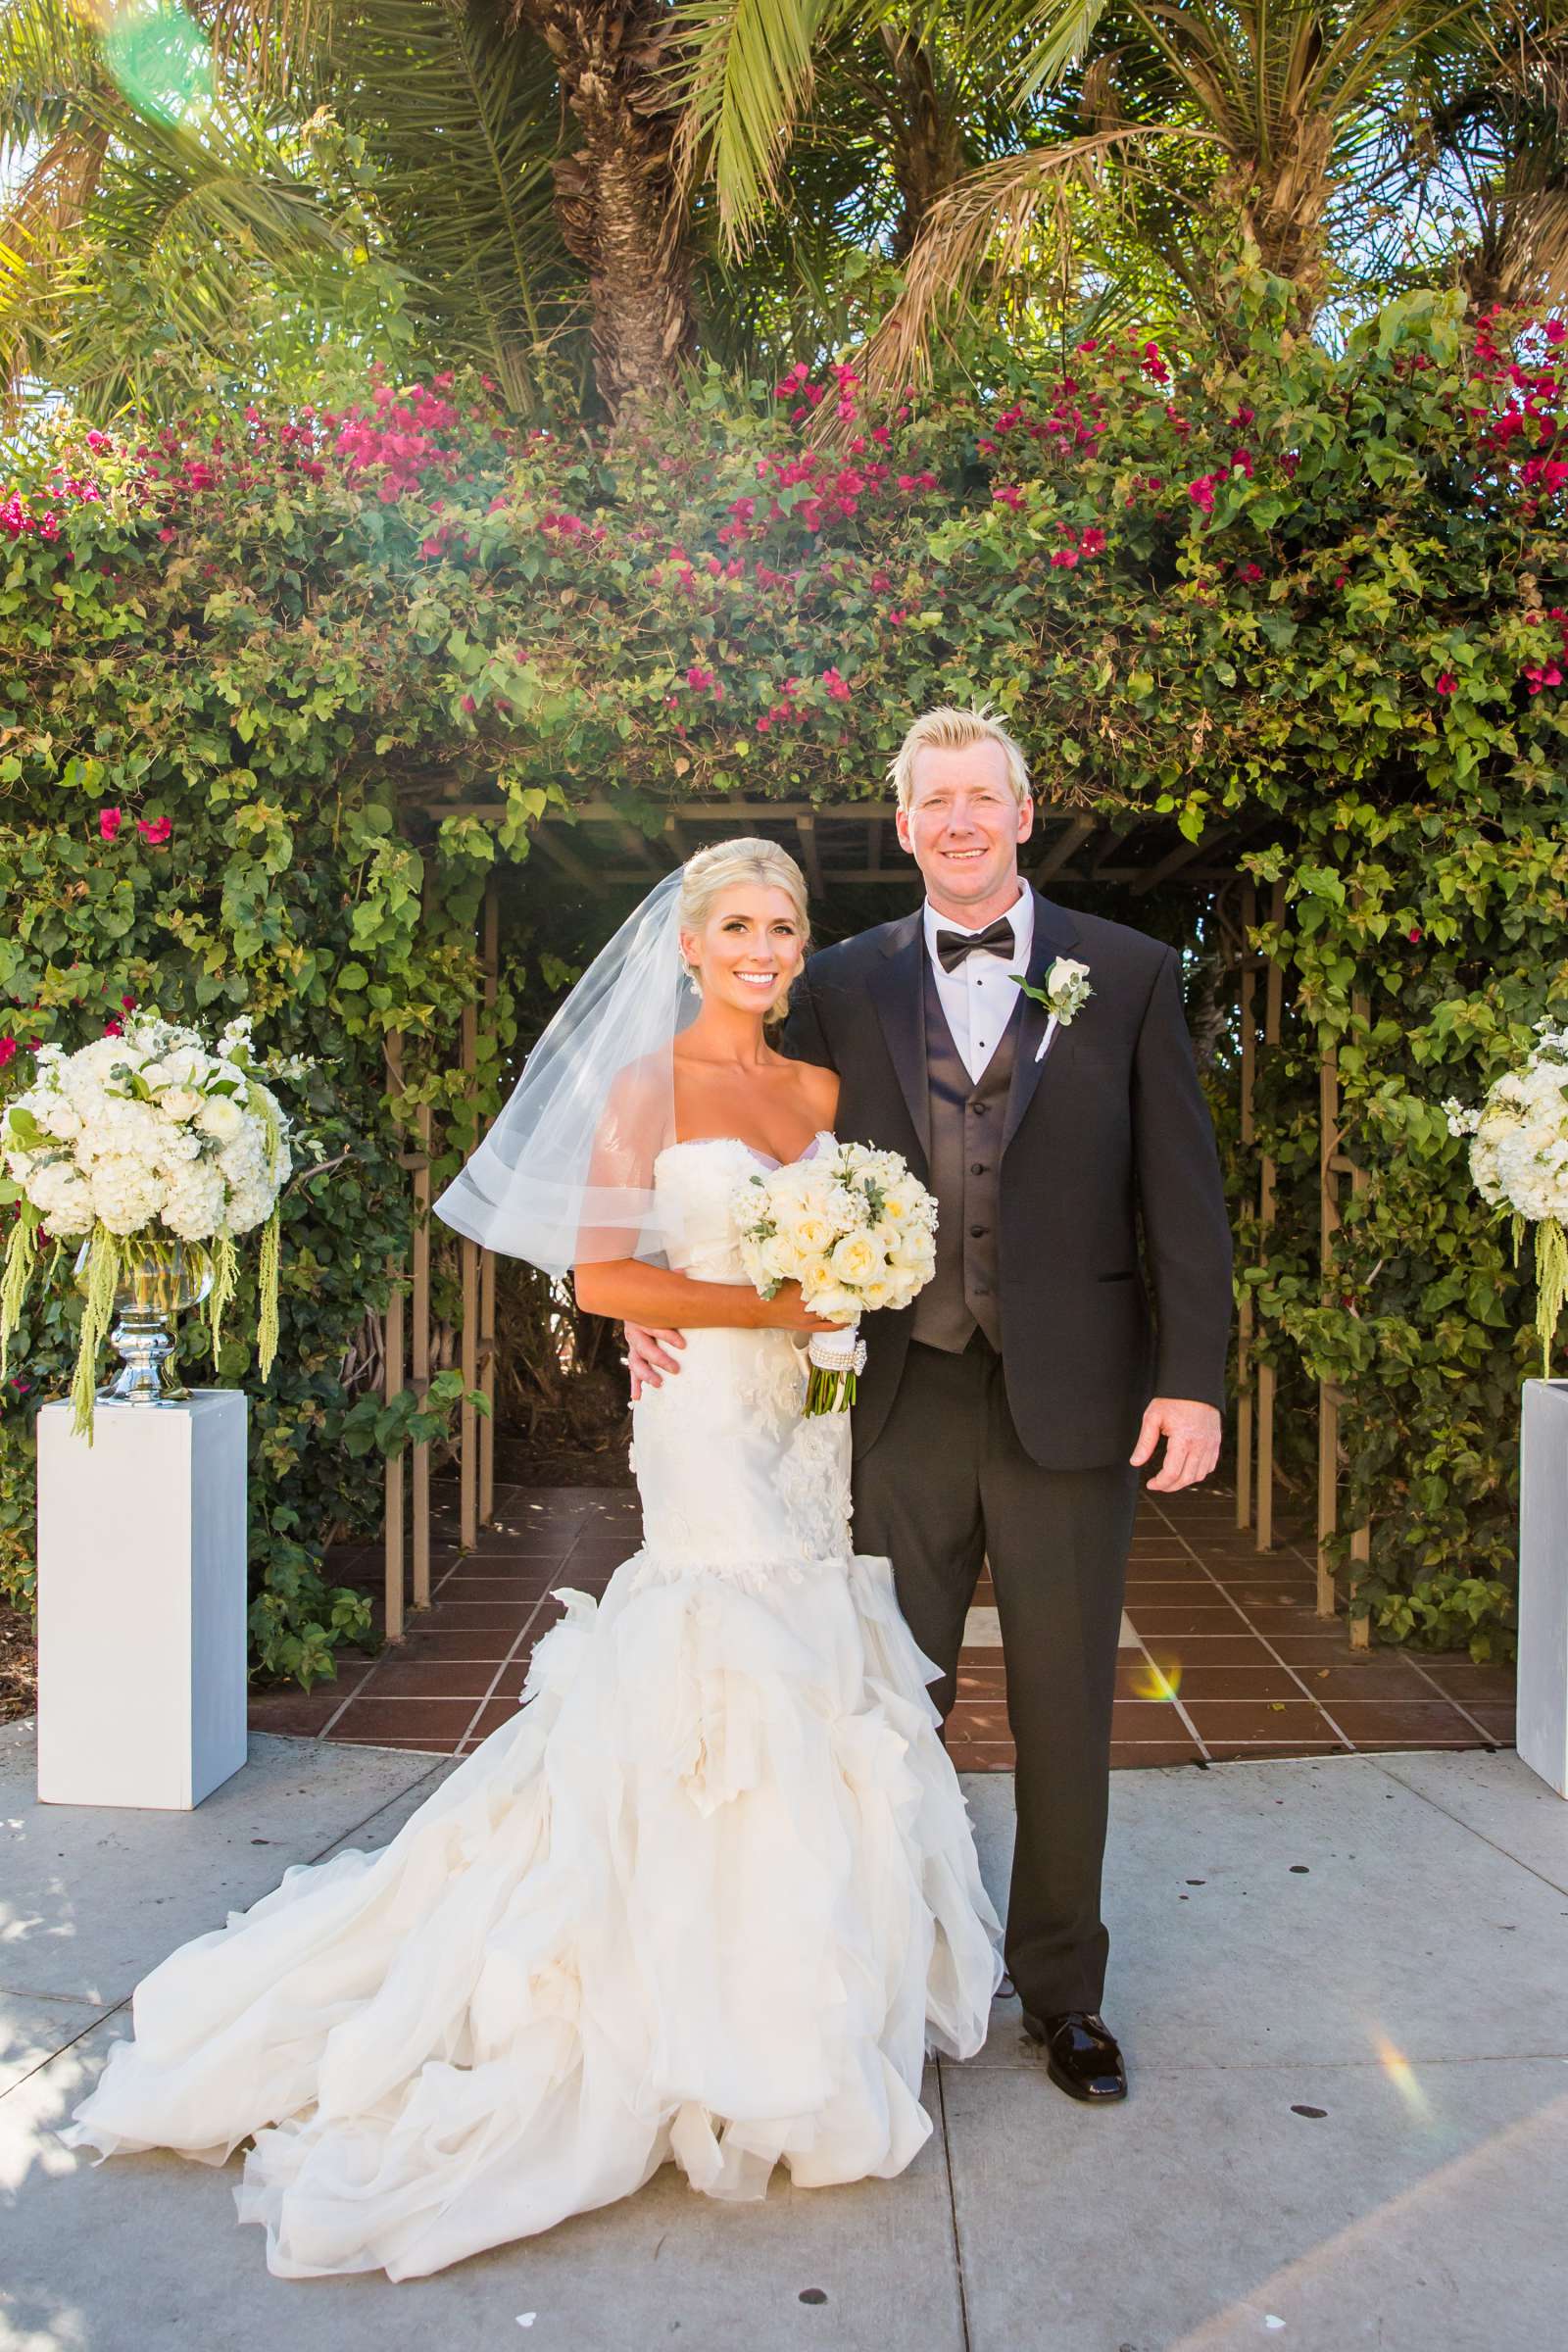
[652,1133,832,1285]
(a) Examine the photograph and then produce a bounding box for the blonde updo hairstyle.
[678,836,811,1029]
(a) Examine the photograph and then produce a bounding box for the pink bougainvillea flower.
[0,1038,15,1069]
[1187,475,1217,513]
[992,484,1025,510]
[1080,527,1107,557]
[685,665,714,692]
[98,808,123,842]
[121,994,137,1011]
[1050,548,1078,567]
[103,1018,123,1038]
[1436,672,1457,695]
[821,666,852,702]
[460,693,477,714]
[1407,927,1423,943]
[137,816,172,847]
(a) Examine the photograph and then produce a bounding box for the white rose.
[197,1096,246,1143]
[160,1087,203,1122]
[40,1102,82,1141]
[829,1232,884,1286]
[791,1212,833,1255]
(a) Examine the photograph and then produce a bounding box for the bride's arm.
[575,1260,833,1331]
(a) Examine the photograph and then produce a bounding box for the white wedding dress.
[62,1135,1004,2280]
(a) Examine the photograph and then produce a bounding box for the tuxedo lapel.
[1002,887,1081,1155]
[867,909,931,1168]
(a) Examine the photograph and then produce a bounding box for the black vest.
[909,953,1019,1353]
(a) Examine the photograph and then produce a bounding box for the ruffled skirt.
[62,1543,1004,2279]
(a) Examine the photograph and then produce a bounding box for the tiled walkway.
[248,1480,1518,1767]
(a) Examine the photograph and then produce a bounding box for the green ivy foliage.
[2,274,1564,1667]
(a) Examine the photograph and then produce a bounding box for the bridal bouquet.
[0,1011,305,1433]
[1445,1018,1568,1372]
[733,1137,938,1412]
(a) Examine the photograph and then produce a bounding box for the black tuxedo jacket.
[779,887,1235,1469]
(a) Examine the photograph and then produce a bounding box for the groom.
[629,705,1233,2103]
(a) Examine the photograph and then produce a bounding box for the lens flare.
[1373,2033,1431,2118]
[1130,1651,1182,1702]
[97,2,214,126]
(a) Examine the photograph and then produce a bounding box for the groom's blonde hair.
[889,705,1032,813]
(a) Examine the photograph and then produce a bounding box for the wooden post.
[411,1085,432,1612]
[1255,881,1284,1552]
[383,1259,406,1642]
[459,969,479,1554]
[1318,985,1375,1633]
[1317,1041,1342,1616]
[382,1031,407,1643]
[1348,987,1372,1649]
[478,880,499,1528]
[1236,884,1257,1531]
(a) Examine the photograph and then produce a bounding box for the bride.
[61,837,1004,2280]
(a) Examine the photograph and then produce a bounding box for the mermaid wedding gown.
[62,1135,1004,2280]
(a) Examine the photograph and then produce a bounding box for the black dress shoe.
[1021,2009,1127,2102]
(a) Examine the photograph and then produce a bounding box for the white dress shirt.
[921,885,1034,1084]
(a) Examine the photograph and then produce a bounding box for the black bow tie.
[934,917,1016,974]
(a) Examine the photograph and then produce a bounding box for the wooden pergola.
[376,798,1370,1649]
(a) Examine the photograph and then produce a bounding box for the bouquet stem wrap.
[805,1322,867,1416]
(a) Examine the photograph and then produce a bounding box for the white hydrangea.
[1457,1031,1568,1224]
[90,1154,168,1234]
[162,1160,226,1241]
[27,1161,95,1236]
[1,1009,297,1247]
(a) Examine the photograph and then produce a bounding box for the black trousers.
[851,1333,1139,2019]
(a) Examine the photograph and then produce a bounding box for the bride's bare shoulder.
[793,1057,840,1123]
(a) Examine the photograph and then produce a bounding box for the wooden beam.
[1035,812,1095,880]
[531,827,596,888]
[1128,826,1235,898]
[617,823,662,870]
[796,811,824,897]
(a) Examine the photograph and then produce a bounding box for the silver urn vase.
[73,1237,214,1406]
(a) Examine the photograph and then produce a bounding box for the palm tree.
[670,1,1526,397]
[1419,8,1568,311]
[0,0,697,424]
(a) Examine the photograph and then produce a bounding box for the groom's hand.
[621,1320,685,1401]
[1130,1399,1222,1493]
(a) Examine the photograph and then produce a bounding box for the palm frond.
[670,0,853,245]
[838,122,1195,406]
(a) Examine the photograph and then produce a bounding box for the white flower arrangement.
[1444,1017,1568,1371]
[732,1135,939,1412]
[0,1010,312,1434]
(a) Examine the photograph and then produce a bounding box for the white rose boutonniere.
[1009,955,1094,1062]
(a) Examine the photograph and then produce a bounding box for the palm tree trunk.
[878,28,964,260]
[1219,113,1337,313]
[513,0,698,414]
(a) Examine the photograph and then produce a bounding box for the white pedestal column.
[1518,1377,1568,1799]
[36,1390,249,1810]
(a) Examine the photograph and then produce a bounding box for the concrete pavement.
[2,1721,1565,2351]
